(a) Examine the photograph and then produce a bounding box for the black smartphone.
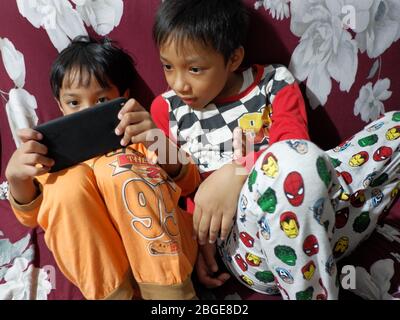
[34,97,127,172]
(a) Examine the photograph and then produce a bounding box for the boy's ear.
[122,89,130,99]
[228,46,245,72]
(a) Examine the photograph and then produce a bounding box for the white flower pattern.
[254,0,290,20]
[5,88,39,148]
[72,0,124,36]
[289,0,358,108]
[255,0,398,122]
[355,0,400,58]
[0,182,9,200]
[0,38,26,88]
[0,233,52,300]
[0,258,52,300]
[349,259,399,300]
[16,0,88,52]
[0,38,39,148]
[354,78,392,122]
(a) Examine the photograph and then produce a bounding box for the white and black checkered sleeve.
[263,64,296,105]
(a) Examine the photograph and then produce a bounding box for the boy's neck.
[217,71,243,100]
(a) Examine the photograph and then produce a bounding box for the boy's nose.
[173,74,190,93]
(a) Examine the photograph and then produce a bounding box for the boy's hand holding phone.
[6,128,54,181]
[5,128,54,204]
[115,98,157,147]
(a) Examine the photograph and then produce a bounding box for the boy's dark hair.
[50,36,136,99]
[153,0,249,62]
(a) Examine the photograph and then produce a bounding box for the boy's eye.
[163,64,172,71]
[189,67,202,74]
[97,97,108,104]
[67,101,79,108]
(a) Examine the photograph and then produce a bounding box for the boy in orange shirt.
[6,36,200,300]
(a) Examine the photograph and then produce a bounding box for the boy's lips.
[180,96,196,104]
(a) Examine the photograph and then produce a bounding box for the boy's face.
[58,70,121,115]
[159,39,241,109]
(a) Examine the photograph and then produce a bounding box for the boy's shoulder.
[256,64,296,101]
[256,64,295,83]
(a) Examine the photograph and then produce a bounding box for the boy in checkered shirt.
[150,0,400,300]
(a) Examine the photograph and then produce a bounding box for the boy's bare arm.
[193,162,248,245]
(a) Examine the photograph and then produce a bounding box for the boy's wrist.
[229,161,250,179]
[8,177,41,206]
[8,182,43,212]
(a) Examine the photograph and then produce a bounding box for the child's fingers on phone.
[118,98,136,115]
[120,125,136,146]
[115,113,135,136]
[118,99,145,119]
[24,164,51,177]
[34,165,52,176]
[24,153,54,168]
[22,140,48,155]
[37,155,55,168]
[128,131,150,146]
[115,110,148,137]
[17,128,43,142]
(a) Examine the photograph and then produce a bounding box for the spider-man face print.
[284,171,304,207]
[373,146,393,161]
[303,235,319,256]
[239,231,255,248]
[335,207,349,229]
[337,171,353,185]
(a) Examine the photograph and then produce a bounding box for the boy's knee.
[250,140,336,203]
[45,163,99,206]
[256,139,326,171]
